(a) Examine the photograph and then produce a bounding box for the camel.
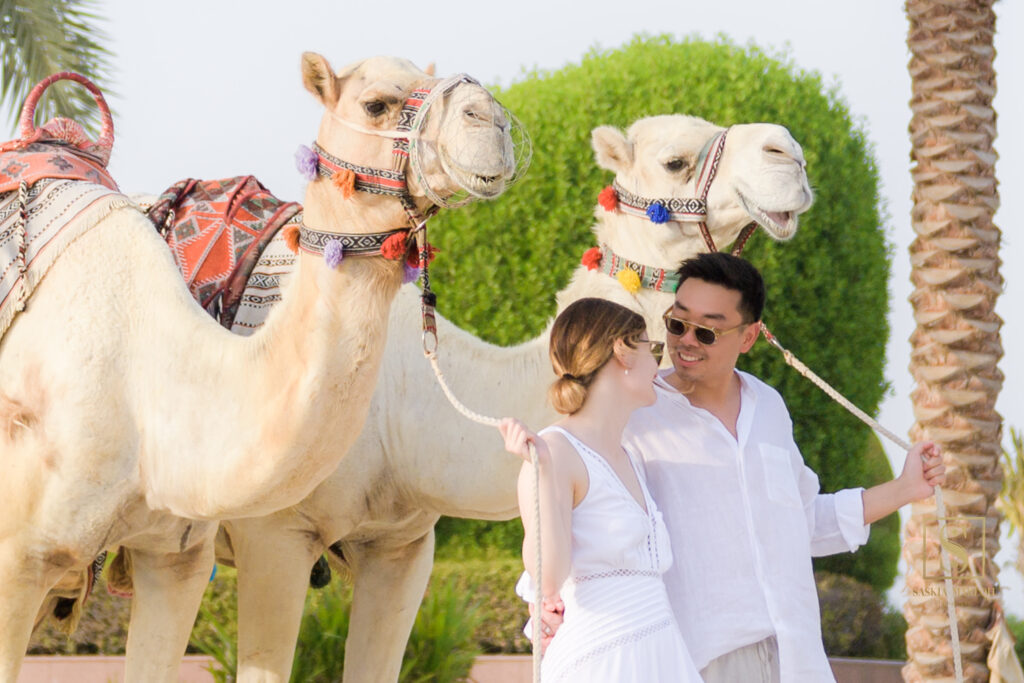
[209,114,813,682]
[0,53,517,682]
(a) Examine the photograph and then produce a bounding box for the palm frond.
[0,0,115,138]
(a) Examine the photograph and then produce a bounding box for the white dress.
[520,426,702,683]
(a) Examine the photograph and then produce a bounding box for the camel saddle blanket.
[0,178,131,340]
[0,141,118,194]
[148,176,302,329]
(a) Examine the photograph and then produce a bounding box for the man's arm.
[862,442,945,524]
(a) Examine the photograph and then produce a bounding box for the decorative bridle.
[293,74,484,278]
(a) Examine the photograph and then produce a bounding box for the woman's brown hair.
[548,298,646,414]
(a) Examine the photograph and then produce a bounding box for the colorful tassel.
[381,232,409,260]
[283,224,300,253]
[617,269,641,294]
[598,185,619,211]
[324,239,345,269]
[646,202,669,224]
[332,168,356,199]
[406,243,439,268]
[402,263,421,284]
[295,145,319,181]
[581,246,602,271]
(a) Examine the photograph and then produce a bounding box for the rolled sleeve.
[809,487,870,556]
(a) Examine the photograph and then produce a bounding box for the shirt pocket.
[759,444,802,508]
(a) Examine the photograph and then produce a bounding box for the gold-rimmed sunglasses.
[662,307,747,345]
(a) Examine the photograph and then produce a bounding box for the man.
[532,252,944,682]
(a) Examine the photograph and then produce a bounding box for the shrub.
[432,34,894,590]
[816,571,884,657]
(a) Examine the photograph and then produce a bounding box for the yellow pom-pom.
[617,269,641,294]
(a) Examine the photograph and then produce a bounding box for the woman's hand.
[900,441,946,502]
[500,418,550,465]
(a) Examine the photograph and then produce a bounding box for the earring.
[625,369,630,376]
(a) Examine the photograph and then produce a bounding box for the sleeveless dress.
[522,426,702,683]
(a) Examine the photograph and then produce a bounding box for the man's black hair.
[674,252,765,322]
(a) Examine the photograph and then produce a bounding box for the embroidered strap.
[298,224,402,257]
[611,182,707,222]
[595,244,680,293]
[312,142,408,198]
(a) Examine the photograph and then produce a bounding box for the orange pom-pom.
[283,225,300,253]
[581,246,602,271]
[407,244,439,268]
[381,232,408,260]
[597,185,619,211]
[331,169,356,199]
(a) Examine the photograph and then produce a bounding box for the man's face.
[665,278,759,391]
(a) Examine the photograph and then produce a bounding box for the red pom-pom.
[597,186,619,212]
[381,232,408,260]
[283,225,300,254]
[407,244,439,268]
[581,247,602,271]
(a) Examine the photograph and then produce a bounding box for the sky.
[8,0,1023,612]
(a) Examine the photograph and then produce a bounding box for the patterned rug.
[0,178,131,340]
[148,176,302,329]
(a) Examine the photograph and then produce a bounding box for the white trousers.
[700,636,781,683]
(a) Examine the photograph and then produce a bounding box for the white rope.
[425,351,544,682]
[761,324,964,683]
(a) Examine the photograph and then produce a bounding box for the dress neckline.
[543,425,650,516]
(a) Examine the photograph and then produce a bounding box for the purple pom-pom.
[324,239,345,269]
[646,202,670,224]
[402,263,421,284]
[295,145,319,181]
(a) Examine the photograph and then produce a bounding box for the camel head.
[301,53,525,213]
[591,114,813,265]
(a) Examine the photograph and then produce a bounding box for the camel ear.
[592,126,633,174]
[423,62,436,77]
[301,52,340,107]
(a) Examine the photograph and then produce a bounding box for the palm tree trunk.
[902,1,1002,681]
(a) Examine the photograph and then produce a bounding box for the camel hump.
[147,176,303,329]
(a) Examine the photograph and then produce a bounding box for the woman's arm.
[501,419,581,600]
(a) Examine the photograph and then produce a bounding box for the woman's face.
[626,330,662,407]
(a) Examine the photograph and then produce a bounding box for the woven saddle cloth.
[0,176,130,341]
[147,176,302,330]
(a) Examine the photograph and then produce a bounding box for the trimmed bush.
[431,33,894,591]
[816,571,884,657]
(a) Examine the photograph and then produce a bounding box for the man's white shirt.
[623,370,869,681]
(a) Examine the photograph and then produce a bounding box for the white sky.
[10,0,1023,613]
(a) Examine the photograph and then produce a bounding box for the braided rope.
[424,351,543,682]
[15,181,29,312]
[760,323,963,683]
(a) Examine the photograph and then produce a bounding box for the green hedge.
[431,34,895,591]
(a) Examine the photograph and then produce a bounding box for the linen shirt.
[623,370,869,681]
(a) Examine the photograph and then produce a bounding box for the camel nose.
[462,103,507,132]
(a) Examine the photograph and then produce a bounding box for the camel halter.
[604,128,757,257]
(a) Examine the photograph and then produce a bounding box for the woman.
[500,297,701,682]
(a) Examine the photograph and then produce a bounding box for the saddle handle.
[18,72,114,162]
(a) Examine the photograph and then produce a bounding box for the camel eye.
[664,158,688,173]
[363,100,388,117]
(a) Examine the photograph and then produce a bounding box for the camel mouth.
[440,151,510,199]
[737,191,799,241]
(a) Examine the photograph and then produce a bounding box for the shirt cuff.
[515,570,536,603]
[835,487,870,550]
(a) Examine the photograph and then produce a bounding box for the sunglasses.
[636,338,665,364]
[662,307,748,345]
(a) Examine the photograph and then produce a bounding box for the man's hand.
[900,441,946,502]
[527,595,565,653]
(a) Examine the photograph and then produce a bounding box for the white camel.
[212,114,812,682]
[0,53,516,682]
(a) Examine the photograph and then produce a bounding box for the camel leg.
[342,530,435,683]
[0,541,62,682]
[123,539,215,683]
[234,523,321,683]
